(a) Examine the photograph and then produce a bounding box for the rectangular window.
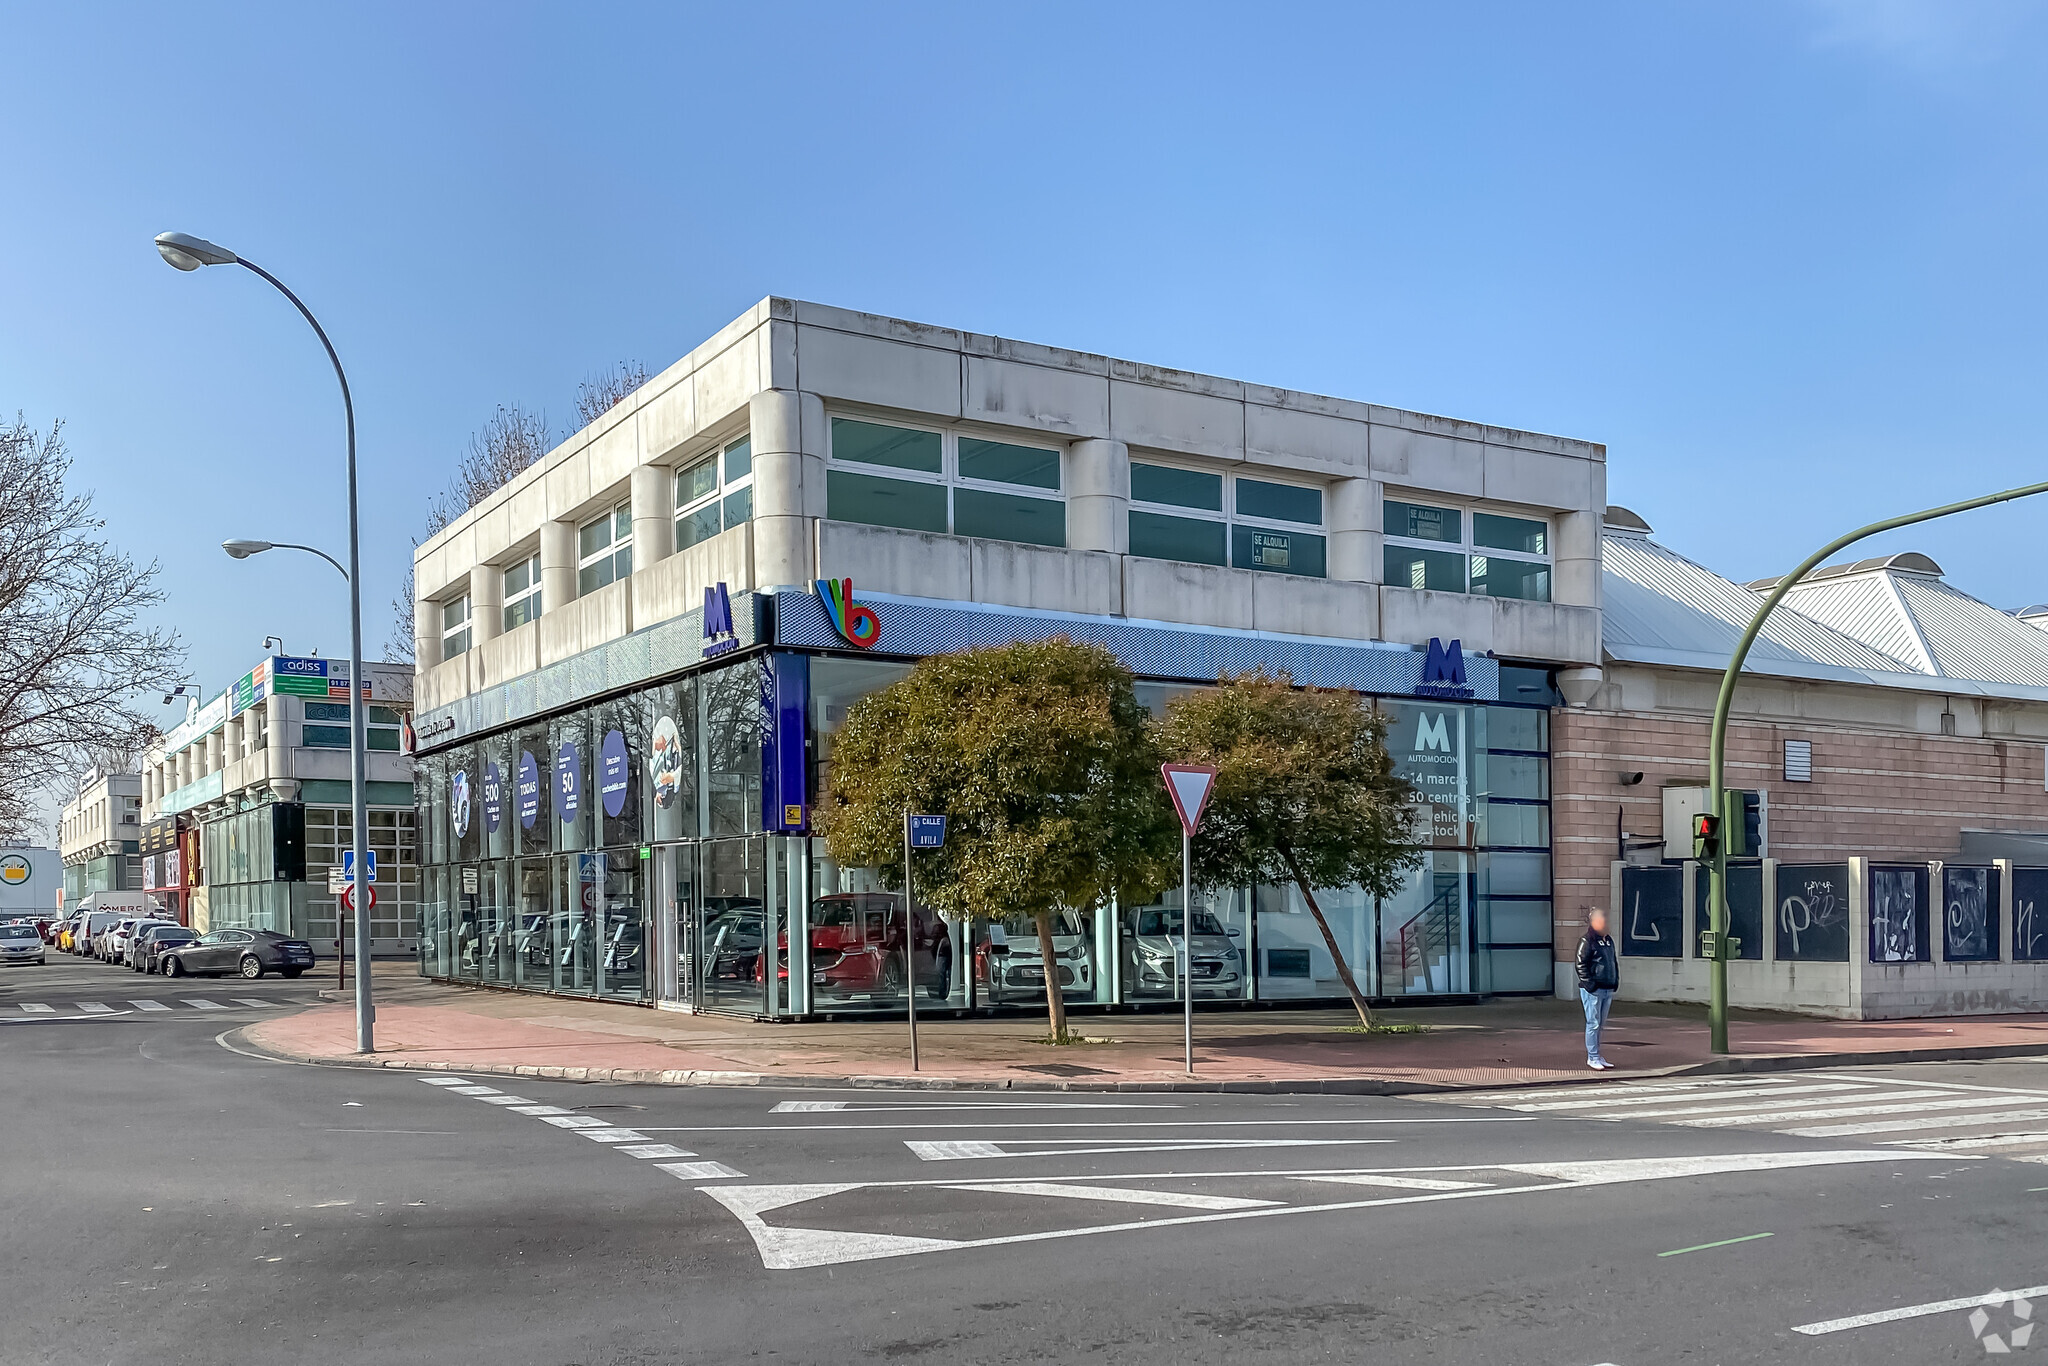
[440,596,470,661]
[674,436,755,552]
[1383,499,1551,601]
[1128,463,1325,577]
[827,418,1064,548]
[502,553,542,630]
[303,725,350,748]
[577,502,632,595]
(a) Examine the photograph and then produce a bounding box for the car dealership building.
[407,298,1607,1017]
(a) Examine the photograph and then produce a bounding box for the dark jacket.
[1576,928,1618,991]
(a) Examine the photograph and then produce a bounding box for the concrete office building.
[141,654,417,948]
[59,770,143,907]
[409,298,1606,1016]
[1555,507,2048,1018]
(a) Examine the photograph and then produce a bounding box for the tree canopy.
[1155,670,1419,1024]
[817,637,1178,1035]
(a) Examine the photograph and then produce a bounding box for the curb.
[227,1027,2048,1096]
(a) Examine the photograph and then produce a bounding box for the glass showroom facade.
[415,605,1555,1017]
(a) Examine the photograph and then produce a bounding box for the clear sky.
[5,1,2047,831]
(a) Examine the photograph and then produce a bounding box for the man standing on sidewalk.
[1576,909,1619,1069]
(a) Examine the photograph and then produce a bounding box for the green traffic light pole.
[1705,477,2048,1054]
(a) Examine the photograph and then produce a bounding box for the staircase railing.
[1396,886,1460,992]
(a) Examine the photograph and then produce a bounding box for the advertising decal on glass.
[517,751,542,830]
[451,769,472,839]
[483,761,503,834]
[650,716,682,810]
[600,729,631,819]
[556,742,582,824]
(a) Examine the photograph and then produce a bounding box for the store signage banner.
[556,742,582,823]
[760,653,810,832]
[517,751,542,829]
[600,729,630,819]
[483,761,503,834]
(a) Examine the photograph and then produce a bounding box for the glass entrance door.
[654,844,691,1009]
[696,838,767,1014]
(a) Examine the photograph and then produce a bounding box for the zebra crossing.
[1443,1070,2048,1162]
[8,997,303,1017]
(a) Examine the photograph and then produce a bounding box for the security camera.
[1618,771,1645,786]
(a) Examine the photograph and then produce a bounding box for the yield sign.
[1160,763,1218,837]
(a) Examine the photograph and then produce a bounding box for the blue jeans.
[1580,987,1615,1062]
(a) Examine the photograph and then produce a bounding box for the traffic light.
[1692,811,1720,861]
[1723,788,1765,859]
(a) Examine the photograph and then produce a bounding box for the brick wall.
[1552,706,2048,964]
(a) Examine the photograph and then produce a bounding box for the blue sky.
[5,1,2047,815]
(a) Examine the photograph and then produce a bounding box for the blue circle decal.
[483,761,503,834]
[556,742,582,824]
[517,751,541,829]
[600,729,630,819]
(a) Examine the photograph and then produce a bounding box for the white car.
[981,911,1095,1003]
[1122,906,1245,1000]
[0,921,46,966]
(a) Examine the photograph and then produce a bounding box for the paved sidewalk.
[240,978,2048,1093]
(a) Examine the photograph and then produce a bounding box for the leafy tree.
[817,638,1178,1039]
[1155,671,1419,1026]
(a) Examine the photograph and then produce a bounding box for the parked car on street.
[102,917,162,964]
[128,921,195,971]
[784,893,952,1002]
[71,911,126,957]
[159,929,315,979]
[0,921,47,966]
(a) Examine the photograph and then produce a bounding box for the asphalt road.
[6,955,2047,1365]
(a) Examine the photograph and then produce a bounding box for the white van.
[73,894,160,957]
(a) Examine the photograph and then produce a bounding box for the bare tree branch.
[575,361,648,430]
[0,414,184,842]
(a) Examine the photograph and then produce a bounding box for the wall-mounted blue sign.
[556,742,582,823]
[600,729,630,819]
[760,653,809,833]
[704,582,739,657]
[517,751,541,829]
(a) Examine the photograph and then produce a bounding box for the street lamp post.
[161,232,376,1054]
[1703,478,2048,1054]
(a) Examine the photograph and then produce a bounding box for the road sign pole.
[903,809,918,1073]
[1182,828,1193,1077]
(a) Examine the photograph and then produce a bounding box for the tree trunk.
[1035,913,1070,1040]
[1280,847,1374,1028]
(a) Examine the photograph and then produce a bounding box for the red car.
[764,893,953,1002]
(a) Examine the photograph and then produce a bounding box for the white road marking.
[950,1181,1279,1211]
[1792,1283,2048,1336]
[506,1105,573,1116]
[1455,1077,1807,1106]
[76,1002,114,1014]
[706,1150,1966,1271]
[655,1161,745,1180]
[615,1144,697,1159]
[1293,1174,1492,1191]
[416,1077,475,1086]
[181,999,227,1010]
[1793,1107,2048,1138]
[129,1000,170,1011]
[539,1115,611,1129]
[638,1117,1533,1134]
[770,1100,1178,1114]
[907,1137,1402,1161]
[1600,1089,1960,1122]
[478,1095,533,1105]
[1886,1129,2048,1150]
[1677,1094,2047,1128]
[1813,1072,2048,1098]
[18,1004,54,1013]
[1501,1082,1871,1113]
[232,998,273,1008]
[442,1085,501,1095]
[581,1129,650,1143]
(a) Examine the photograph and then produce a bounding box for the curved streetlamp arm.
[1703,475,2048,1052]
[264,542,350,581]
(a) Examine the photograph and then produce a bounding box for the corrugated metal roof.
[1601,528,1914,678]
[1774,573,1936,673]
[1895,574,2048,687]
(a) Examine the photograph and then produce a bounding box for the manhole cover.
[1014,1063,1111,1077]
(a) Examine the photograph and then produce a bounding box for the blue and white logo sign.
[704,582,739,657]
[483,761,503,834]
[517,751,541,829]
[600,729,630,819]
[1416,638,1474,699]
[451,769,472,839]
[908,814,948,849]
[556,742,582,823]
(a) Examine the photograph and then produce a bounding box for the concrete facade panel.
[693,329,765,433]
[817,520,972,599]
[1370,426,1485,498]
[1244,402,1369,477]
[1110,380,1245,462]
[963,355,1110,438]
[1251,574,1379,641]
[796,325,962,418]
[1122,557,1256,631]
[1482,444,1594,511]
[968,538,1123,617]
[632,524,754,629]
[539,578,632,668]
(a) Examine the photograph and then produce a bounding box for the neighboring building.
[139,655,416,951]
[1553,507,2048,1018]
[0,847,62,918]
[59,770,144,907]
[410,297,1607,1015]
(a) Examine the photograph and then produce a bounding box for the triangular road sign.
[1161,763,1218,836]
